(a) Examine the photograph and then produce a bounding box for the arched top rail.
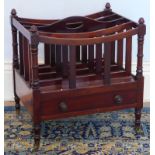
[39,28,138,46]
[37,15,131,33]
[16,10,114,26]
[39,22,137,38]
[17,17,57,26]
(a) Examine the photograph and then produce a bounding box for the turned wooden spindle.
[136,18,146,79]
[11,9,20,112]
[104,3,116,65]
[30,25,39,88]
[30,25,41,151]
[11,9,19,69]
[135,18,146,130]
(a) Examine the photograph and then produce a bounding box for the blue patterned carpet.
[4,106,150,155]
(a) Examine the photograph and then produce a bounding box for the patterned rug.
[4,106,150,155]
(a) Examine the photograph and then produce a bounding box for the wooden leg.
[33,123,41,151]
[135,108,142,130]
[14,95,20,114]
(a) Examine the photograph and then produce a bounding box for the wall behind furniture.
[4,0,150,101]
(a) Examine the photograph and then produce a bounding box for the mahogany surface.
[10,3,146,150]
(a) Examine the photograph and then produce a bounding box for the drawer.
[41,89,137,116]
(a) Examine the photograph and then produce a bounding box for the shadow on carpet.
[4,106,150,155]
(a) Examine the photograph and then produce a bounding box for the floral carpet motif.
[4,106,150,155]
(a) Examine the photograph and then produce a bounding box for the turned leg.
[135,108,142,129]
[14,95,20,114]
[33,123,41,151]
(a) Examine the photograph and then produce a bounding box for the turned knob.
[114,95,123,104]
[59,101,68,112]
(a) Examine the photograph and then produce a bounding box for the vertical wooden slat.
[28,45,32,85]
[23,36,29,81]
[111,41,115,63]
[76,46,80,62]
[125,36,132,73]
[44,44,51,65]
[50,44,56,66]
[18,32,24,75]
[62,45,68,77]
[69,46,76,89]
[104,42,111,85]
[88,45,94,72]
[96,44,102,73]
[82,45,87,63]
[55,45,62,73]
[117,33,123,68]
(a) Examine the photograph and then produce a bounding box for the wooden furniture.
[10,3,146,150]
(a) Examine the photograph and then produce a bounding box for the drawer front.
[41,89,137,116]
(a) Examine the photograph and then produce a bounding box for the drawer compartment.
[41,89,137,116]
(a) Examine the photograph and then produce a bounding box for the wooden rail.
[38,29,138,45]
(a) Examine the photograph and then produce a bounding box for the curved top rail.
[39,22,137,38]
[17,10,113,27]
[38,16,106,32]
[37,15,129,33]
[39,28,138,46]
[17,17,58,26]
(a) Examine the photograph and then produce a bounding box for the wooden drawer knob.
[114,95,123,104]
[59,101,68,112]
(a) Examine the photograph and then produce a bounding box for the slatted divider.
[82,45,87,64]
[44,44,51,65]
[28,44,32,85]
[117,30,124,68]
[22,36,29,81]
[18,32,24,75]
[88,45,95,72]
[111,36,116,64]
[125,28,132,74]
[18,32,33,85]
[62,45,68,77]
[96,44,102,74]
[104,42,111,85]
[50,44,56,66]
[69,46,76,88]
[55,45,62,73]
[76,46,81,62]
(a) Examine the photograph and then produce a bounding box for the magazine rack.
[10,3,146,150]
